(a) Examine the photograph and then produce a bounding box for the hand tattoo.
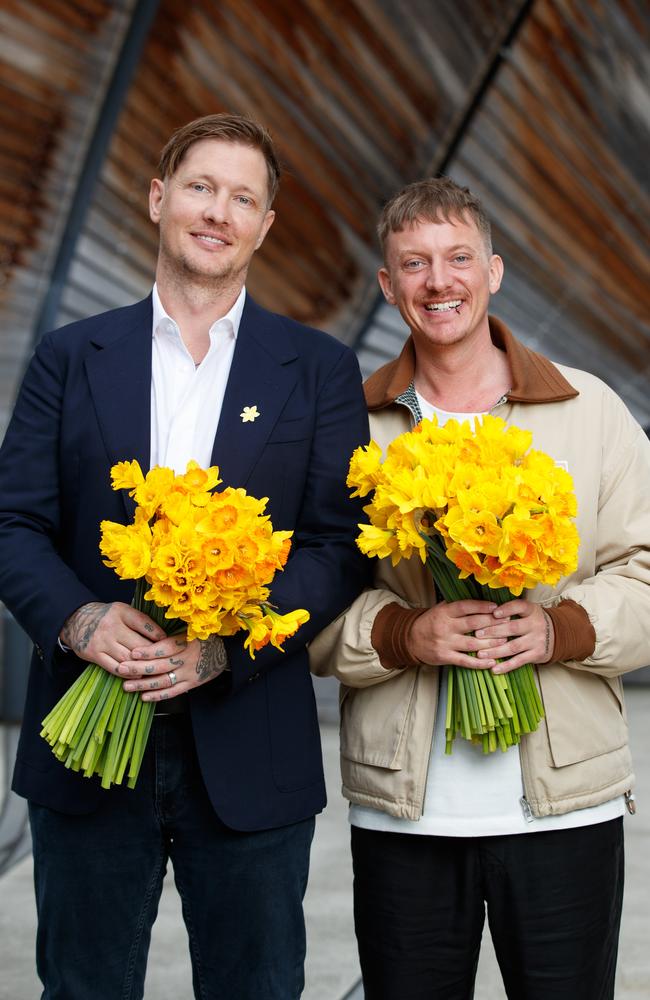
[196,636,228,682]
[169,656,184,667]
[61,603,111,653]
[543,611,552,660]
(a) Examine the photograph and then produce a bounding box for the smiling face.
[149,138,275,292]
[378,214,503,353]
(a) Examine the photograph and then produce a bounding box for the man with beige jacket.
[311,177,650,1000]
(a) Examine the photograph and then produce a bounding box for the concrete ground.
[1,686,648,999]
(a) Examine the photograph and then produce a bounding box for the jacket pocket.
[340,668,418,770]
[539,665,628,767]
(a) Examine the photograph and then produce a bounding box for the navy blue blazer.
[0,294,369,829]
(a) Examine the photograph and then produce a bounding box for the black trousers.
[351,818,624,1000]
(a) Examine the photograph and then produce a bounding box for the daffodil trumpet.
[347,414,579,754]
[41,459,310,788]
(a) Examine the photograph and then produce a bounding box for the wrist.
[371,602,426,670]
[544,599,595,662]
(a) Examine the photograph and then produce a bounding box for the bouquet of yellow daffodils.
[41,459,309,787]
[347,415,579,753]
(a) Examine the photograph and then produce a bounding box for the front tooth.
[426,300,461,312]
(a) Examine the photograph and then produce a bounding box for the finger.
[119,657,177,678]
[130,635,188,660]
[141,688,187,702]
[458,655,497,670]
[491,651,536,674]
[477,638,526,660]
[124,663,186,693]
[94,652,125,675]
[457,613,512,635]
[446,600,498,618]
[122,608,167,641]
[457,634,507,654]
[141,662,202,700]
[119,647,190,677]
[493,600,533,619]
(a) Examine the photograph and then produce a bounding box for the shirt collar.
[151,283,246,342]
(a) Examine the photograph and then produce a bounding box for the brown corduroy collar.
[364,315,578,411]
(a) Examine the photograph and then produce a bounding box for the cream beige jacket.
[310,321,650,819]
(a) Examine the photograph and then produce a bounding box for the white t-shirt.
[350,395,624,836]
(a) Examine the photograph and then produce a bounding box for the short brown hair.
[378,177,492,256]
[157,113,281,206]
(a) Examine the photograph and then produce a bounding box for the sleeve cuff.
[545,599,596,663]
[370,602,426,670]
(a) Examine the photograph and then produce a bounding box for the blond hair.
[378,177,492,256]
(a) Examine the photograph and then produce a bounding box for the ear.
[149,178,165,224]
[254,209,275,250]
[377,265,396,305]
[488,254,504,295]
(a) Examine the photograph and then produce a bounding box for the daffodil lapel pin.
[240,405,260,423]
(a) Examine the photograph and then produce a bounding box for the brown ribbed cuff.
[371,602,427,670]
[545,599,596,663]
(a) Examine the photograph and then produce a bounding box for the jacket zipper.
[519,796,534,823]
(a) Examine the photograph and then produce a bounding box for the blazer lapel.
[84,297,153,520]
[212,297,298,488]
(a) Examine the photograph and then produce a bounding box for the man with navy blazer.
[0,114,369,999]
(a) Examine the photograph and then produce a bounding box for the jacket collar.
[364,315,578,411]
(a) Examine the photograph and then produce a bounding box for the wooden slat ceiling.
[0,0,136,430]
[1,0,648,431]
[58,0,517,331]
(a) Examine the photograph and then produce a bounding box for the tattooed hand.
[60,602,167,674]
[119,634,229,702]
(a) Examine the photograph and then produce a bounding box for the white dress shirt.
[149,284,245,472]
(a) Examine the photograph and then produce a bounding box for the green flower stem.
[475,670,495,730]
[56,666,104,745]
[68,672,110,747]
[67,676,116,766]
[101,689,133,788]
[114,696,141,785]
[41,667,97,741]
[456,669,472,740]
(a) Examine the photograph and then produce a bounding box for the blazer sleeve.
[225,344,371,693]
[0,334,98,667]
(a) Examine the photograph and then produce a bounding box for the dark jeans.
[351,819,624,1000]
[29,714,315,1000]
